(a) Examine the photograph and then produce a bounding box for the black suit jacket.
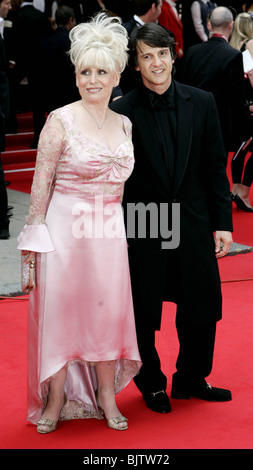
[110,81,233,328]
[182,36,249,151]
[39,26,79,112]
[11,5,52,81]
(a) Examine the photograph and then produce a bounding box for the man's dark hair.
[55,5,75,26]
[133,0,160,16]
[128,22,176,77]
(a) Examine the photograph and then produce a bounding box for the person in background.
[230,11,253,211]
[35,5,79,137]
[191,0,217,43]
[182,7,250,156]
[17,12,141,434]
[10,0,52,147]
[159,0,184,58]
[159,0,184,78]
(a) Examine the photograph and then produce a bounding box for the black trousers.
[134,308,217,394]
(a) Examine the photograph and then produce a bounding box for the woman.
[17,12,141,433]
[230,12,253,211]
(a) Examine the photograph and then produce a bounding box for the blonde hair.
[69,12,129,73]
[230,12,253,50]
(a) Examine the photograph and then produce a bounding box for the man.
[105,0,135,21]
[191,0,217,43]
[11,0,52,147]
[110,22,233,413]
[41,6,78,111]
[36,6,79,135]
[123,0,163,35]
[180,0,217,51]
[182,6,249,154]
[0,0,11,239]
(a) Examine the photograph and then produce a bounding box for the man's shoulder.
[184,41,207,59]
[174,80,212,100]
[206,38,241,57]
[185,38,241,66]
[17,4,47,20]
[123,17,138,35]
[110,89,139,114]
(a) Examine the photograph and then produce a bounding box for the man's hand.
[214,231,233,258]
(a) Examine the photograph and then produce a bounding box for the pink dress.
[17,106,141,425]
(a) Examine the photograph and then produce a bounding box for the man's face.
[0,0,12,19]
[154,0,163,20]
[135,40,174,93]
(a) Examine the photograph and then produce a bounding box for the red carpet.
[1,115,252,460]
[1,276,253,453]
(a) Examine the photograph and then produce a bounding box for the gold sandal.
[106,415,128,431]
[37,418,58,434]
[96,390,128,431]
[37,393,67,434]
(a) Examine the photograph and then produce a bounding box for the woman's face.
[76,67,120,103]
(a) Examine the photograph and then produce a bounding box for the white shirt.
[21,1,45,12]
[133,14,145,27]
[33,0,45,12]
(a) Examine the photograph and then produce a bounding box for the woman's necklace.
[82,102,109,129]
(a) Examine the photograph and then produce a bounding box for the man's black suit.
[12,4,51,81]
[110,81,233,393]
[182,36,248,152]
[11,4,52,146]
[39,26,79,114]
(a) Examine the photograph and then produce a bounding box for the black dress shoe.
[143,390,172,413]
[7,206,13,211]
[171,382,232,402]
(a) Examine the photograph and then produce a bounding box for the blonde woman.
[230,12,253,211]
[17,12,141,433]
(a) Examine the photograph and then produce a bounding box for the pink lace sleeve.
[26,112,64,225]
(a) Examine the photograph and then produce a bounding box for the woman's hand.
[22,250,36,264]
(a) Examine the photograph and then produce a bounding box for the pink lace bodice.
[27,106,134,225]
